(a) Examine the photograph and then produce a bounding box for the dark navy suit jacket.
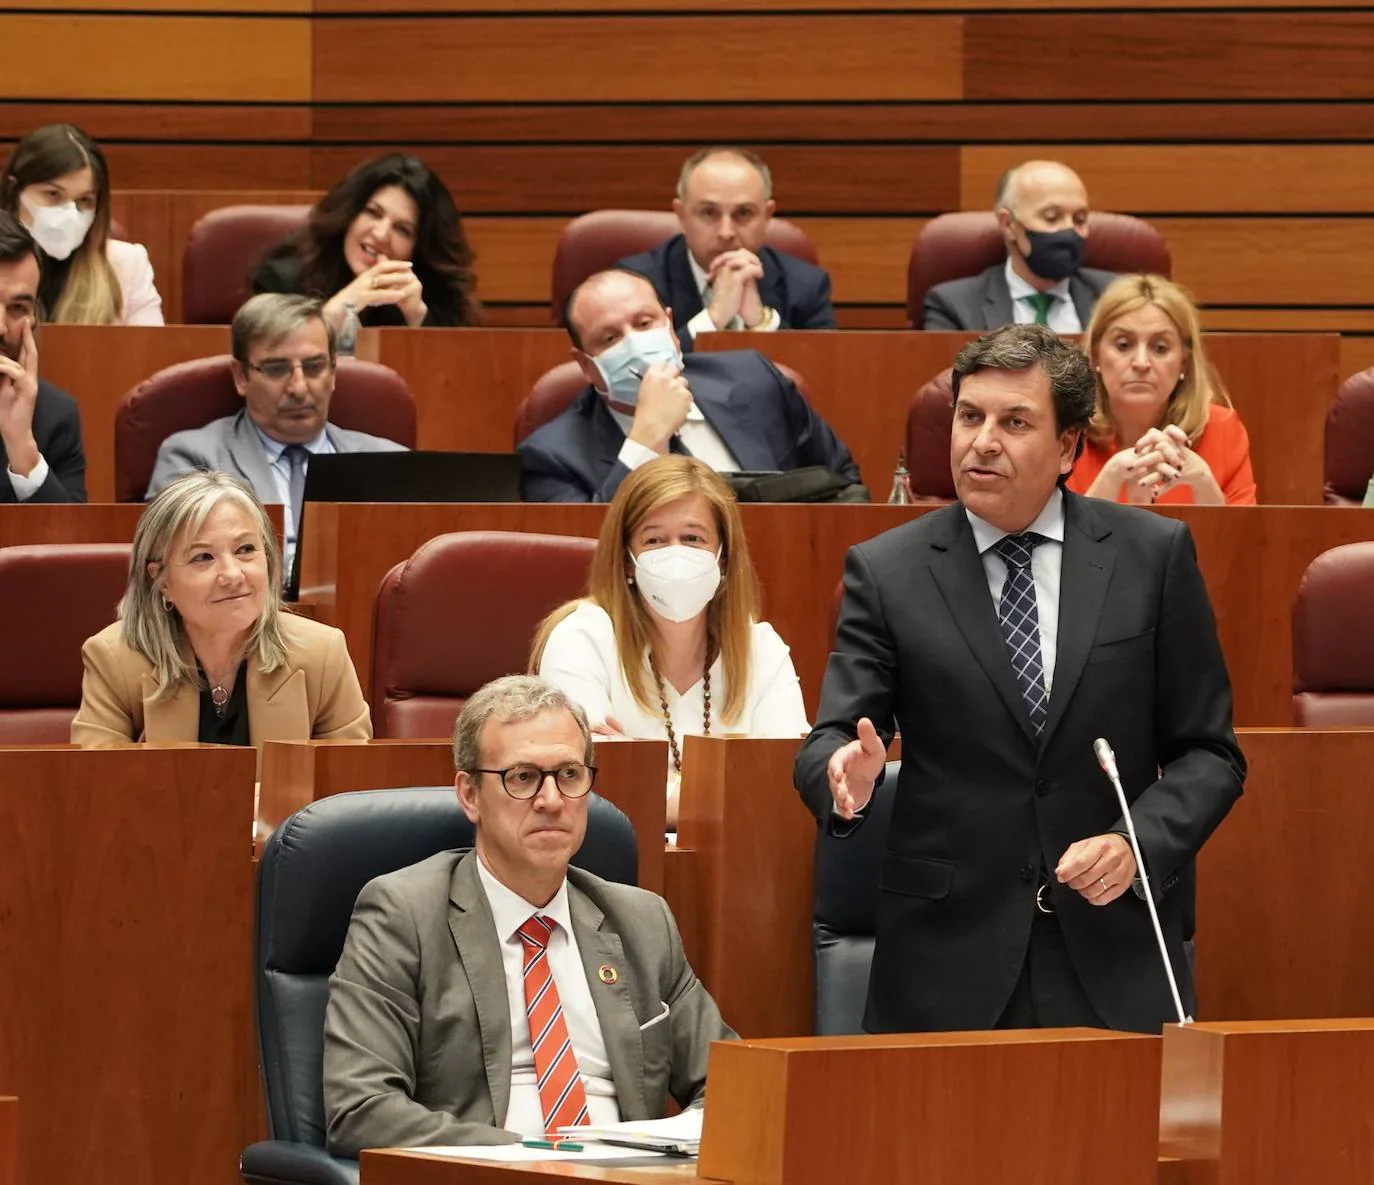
[517,349,860,504]
[617,234,835,348]
[0,379,87,503]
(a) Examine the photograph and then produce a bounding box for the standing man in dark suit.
[0,212,86,503]
[520,269,859,503]
[923,161,1116,333]
[794,323,1244,1034]
[617,147,835,349]
[325,675,734,1155]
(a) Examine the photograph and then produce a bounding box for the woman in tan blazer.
[72,471,371,752]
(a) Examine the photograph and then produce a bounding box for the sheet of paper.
[406,1143,665,1162]
[560,1109,704,1142]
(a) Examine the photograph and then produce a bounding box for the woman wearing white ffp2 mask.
[0,123,163,325]
[532,455,810,828]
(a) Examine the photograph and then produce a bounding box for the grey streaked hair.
[951,323,1097,439]
[993,166,1019,212]
[120,471,286,698]
[230,292,337,365]
[452,675,594,773]
[676,146,773,202]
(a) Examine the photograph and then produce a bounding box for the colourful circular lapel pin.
[598,964,618,984]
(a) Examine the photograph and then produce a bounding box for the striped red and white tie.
[516,915,590,1133]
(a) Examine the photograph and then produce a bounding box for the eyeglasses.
[245,356,332,383]
[474,762,597,800]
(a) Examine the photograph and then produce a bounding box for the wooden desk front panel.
[0,746,259,1185]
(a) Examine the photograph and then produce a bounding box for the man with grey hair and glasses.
[324,674,734,1157]
[796,323,1244,1035]
[146,292,405,572]
[616,146,835,348]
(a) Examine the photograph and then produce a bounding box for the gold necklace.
[651,663,711,774]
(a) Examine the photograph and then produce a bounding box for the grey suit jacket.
[145,409,406,501]
[921,263,1117,331]
[324,850,735,1157]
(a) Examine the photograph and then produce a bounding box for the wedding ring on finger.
[1099,877,1109,894]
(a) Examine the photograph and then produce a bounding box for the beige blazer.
[70,613,372,753]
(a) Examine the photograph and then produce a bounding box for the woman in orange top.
[1067,274,1257,505]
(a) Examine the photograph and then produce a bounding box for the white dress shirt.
[249,421,334,576]
[474,856,621,1138]
[684,250,780,341]
[7,453,49,501]
[965,487,1065,696]
[610,401,741,477]
[1004,259,1081,334]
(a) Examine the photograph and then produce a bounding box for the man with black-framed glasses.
[146,292,404,572]
[324,675,734,1157]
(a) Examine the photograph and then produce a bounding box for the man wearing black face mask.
[922,161,1115,333]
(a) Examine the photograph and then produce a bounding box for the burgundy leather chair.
[905,369,957,501]
[906,211,1172,328]
[1324,368,1374,505]
[550,209,819,324]
[113,355,416,502]
[0,543,130,743]
[370,531,598,738]
[512,360,814,449]
[182,204,312,325]
[1292,543,1374,725]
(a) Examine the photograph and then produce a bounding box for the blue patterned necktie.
[993,532,1048,734]
[283,444,309,538]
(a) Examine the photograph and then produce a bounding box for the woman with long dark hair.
[253,153,479,329]
[0,124,163,325]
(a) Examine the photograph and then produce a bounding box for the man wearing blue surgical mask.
[923,161,1116,333]
[519,269,860,503]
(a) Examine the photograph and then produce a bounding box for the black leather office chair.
[811,763,899,1036]
[240,787,638,1184]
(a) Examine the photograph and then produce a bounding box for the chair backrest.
[1292,543,1374,725]
[183,204,313,325]
[1324,368,1374,505]
[254,787,637,1146]
[370,531,598,738]
[549,209,819,324]
[906,369,957,501]
[905,211,1172,328]
[812,762,899,1035]
[0,544,130,743]
[113,355,417,503]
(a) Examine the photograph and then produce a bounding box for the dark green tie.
[1026,292,1056,327]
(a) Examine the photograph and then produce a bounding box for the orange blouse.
[1066,403,1257,506]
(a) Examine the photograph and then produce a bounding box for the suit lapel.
[448,854,515,1126]
[664,237,705,326]
[246,659,310,745]
[982,266,1016,331]
[1039,493,1116,748]
[757,247,787,318]
[568,886,648,1120]
[687,366,775,471]
[928,508,1038,745]
[227,412,280,498]
[584,390,633,477]
[1068,274,1097,327]
[140,673,199,741]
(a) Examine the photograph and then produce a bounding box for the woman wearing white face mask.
[532,455,810,826]
[0,124,163,325]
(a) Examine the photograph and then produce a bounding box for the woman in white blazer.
[1,124,163,325]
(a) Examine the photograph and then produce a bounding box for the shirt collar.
[687,249,712,299]
[1004,257,1073,305]
[966,486,1066,556]
[474,852,573,944]
[249,418,329,464]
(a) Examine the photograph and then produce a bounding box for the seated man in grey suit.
[324,675,734,1155]
[147,292,405,572]
[923,160,1114,333]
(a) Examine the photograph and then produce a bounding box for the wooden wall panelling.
[0,14,311,101]
[963,14,1374,101]
[311,0,1374,11]
[312,15,964,103]
[1341,339,1374,381]
[0,103,311,141]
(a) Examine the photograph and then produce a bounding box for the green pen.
[522,1138,586,1152]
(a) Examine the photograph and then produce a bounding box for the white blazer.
[108,238,164,325]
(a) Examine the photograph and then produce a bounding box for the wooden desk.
[0,746,259,1185]
[698,330,1341,508]
[302,501,1374,728]
[0,501,144,545]
[0,1098,14,1185]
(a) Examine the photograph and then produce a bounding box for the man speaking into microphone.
[794,324,1245,1034]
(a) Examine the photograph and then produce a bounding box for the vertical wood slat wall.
[1,2,1372,329]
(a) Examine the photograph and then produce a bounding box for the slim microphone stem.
[1096,744,1191,1026]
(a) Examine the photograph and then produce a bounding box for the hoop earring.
[161,595,174,612]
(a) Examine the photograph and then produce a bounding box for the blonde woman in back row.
[532,455,809,827]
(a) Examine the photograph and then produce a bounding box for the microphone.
[1092,737,1192,1026]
